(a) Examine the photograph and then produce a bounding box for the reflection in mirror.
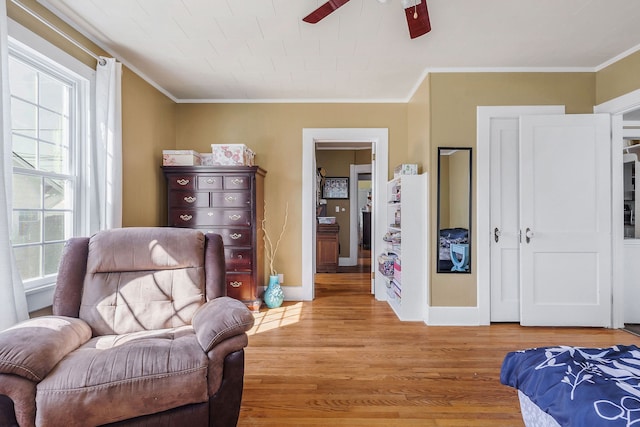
[437,148,472,273]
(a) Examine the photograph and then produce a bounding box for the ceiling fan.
[302,0,431,39]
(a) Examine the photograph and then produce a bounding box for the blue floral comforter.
[501,345,640,427]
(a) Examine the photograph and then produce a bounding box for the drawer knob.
[176,179,190,186]
[183,196,196,203]
[229,214,241,221]
[230,281,242,288]
[231,178,243,185]
[179,214,192,221]
[238,254,243,259]
[230,233,242,240]
[225,195,237,202]
[206,178,215,184]
[208,212,214,216]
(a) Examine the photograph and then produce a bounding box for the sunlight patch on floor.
[248,302,304,335]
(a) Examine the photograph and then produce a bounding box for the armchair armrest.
[0,316,91,382]
[192,297,255,353]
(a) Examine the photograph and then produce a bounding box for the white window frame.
[8,19,94,311]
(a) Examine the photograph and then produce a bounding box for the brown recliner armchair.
[0,227,255,427]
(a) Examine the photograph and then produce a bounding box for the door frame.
[594,88,640,329]
[476,106,566,325]
[302,128,389,301]
[349,163,372,267]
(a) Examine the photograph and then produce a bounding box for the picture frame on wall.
[322,177,349,199]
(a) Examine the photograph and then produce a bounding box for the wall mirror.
[437,147,472,273]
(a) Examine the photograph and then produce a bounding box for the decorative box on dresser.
[162,166,266,311]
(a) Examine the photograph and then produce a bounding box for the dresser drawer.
[226,273,256,301]
[211,192,251,208]
[218,210,251,226]
[169,191,210,208]
[170,209,219,226]
[218,228,252,246]
[167,175,196,190]
[224,176,250,190]
[197,175,223,189]
[170,209,250,226]
[225,248,253,272]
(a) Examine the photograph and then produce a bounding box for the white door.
[489,118,521,321]
[519,114,612,327]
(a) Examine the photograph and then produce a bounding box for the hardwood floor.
[239,259,639,426]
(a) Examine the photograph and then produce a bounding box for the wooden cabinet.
[362,211,371,249]
[316,223,340,273]
[163,166,266,311]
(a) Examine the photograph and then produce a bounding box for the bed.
[501,345,640,427]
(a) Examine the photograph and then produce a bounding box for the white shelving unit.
[377,173,428,321]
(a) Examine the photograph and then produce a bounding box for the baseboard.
[425,306,482,326]
[339,256,356,267]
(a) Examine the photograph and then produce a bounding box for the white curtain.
[0,1,28,329]
[91,57,122,233]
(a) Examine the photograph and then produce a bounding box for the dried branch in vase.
[261,202,289,276]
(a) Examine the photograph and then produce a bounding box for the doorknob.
[525,227,534,243]
[494,227,501,243]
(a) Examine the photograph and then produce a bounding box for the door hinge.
[371,272,375,279]
[372,153,376,161]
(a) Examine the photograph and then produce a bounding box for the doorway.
[314,147,372,270]
[477,106,614,327]
[302,128,389,301]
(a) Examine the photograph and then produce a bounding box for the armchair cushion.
[0,316,91,382]
[80,227,207,335]
[36,326,208,427]
[192,297,255,352]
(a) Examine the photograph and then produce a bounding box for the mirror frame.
[436,147,472,274]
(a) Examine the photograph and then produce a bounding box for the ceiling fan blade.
[303,0,351,24]
[403,0,431,39]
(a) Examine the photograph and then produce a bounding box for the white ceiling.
[35,0,640,102]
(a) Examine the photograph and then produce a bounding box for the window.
[7,35,91,294]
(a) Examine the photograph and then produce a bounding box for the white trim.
[302,128,388,301]
[476,105,566,326]
[35,0,177,103]
[405,70,430,101]
[610,114,624,329]
[596,42,640,72]
[8,19,93,79]
[594,88,640,329]
[346,163,372,267]
[425,67,594,74]
[595,88,640,115]
[425,306,481,326]
[25,283,55,312]
[178,98,408,104]
[8,19,94,309]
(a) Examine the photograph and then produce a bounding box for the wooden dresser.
[316,223,340,273]
[162,166,266,311]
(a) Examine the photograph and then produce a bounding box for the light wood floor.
[239,261,639,426]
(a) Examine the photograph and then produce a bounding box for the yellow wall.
[13,0,640,308]
[596,50,640,105]
[428,72,596,306]
[176,103,408,287]
[407,75,430,173]
[121,69,176,227]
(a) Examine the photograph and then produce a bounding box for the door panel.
[519,114,611,327]
[490,118,520,321]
